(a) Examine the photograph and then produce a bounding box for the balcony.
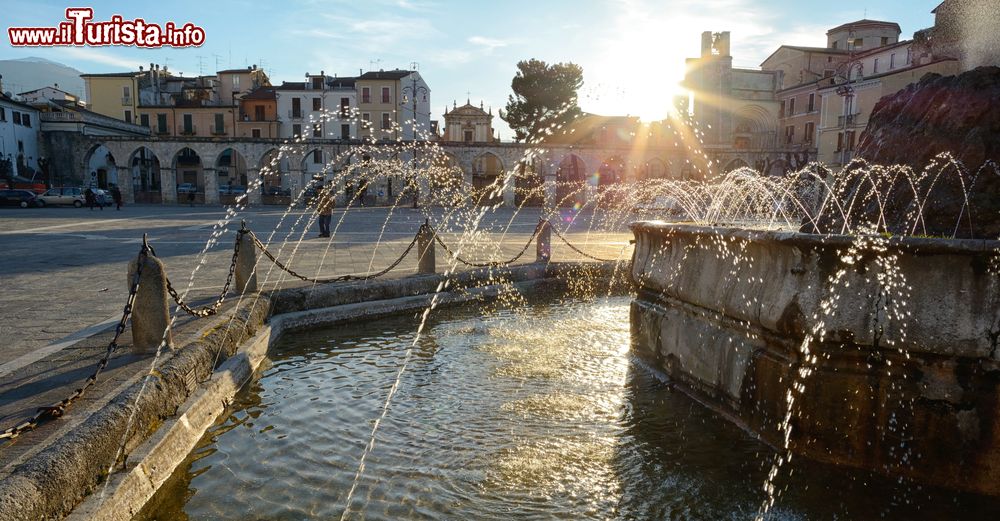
[837,114,862,127]
[211,126,227,135]
[288,110,303,119]
[180,125,197,136]
[121,97,132,106]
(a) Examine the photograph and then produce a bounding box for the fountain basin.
[630,221,1000,497]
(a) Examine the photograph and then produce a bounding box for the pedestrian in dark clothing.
[187,190,196,207]
[111,185,123,210]
[315,184,334,238]
[85,187,97,210]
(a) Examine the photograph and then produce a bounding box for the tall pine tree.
[500,59,583,143]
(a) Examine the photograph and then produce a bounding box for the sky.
[1,0,943,139]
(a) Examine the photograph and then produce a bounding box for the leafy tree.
[500,59,584,143]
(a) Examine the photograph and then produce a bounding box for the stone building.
[355,70,430,141]
[920,0,1000,72]
[442,100,496,143]
[236,86,279,139]
[0,78,40,180]
[684,31,784,173]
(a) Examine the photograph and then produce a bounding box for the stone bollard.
[535,219,552,263]
[127,252,173,352]
[234,225,258,293]
[417,222,436,274]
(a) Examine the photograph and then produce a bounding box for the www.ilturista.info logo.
[7,8,205,48]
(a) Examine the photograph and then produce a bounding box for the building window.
[853,38,863,49]
[21,113,30,127]
[362,87,371,104]
[832,41,838,49]
[779,101,785,119]
[464,129,474,142]
[255,105,265,121]
[311,77,323,90]
[823,69,835,78]
[140,113,149,127]
[12,111,21,125]
[252,128,261,138]
[881,36,889,46]
[804,122,814,143]
[808,93,815,112]
[313,150,322,164]
[312,97,321,111]
[788,98,795,116]
[846,130,856,151]
[313,123,322,137]
[785,125,795,144]
[890,53,896,69]
[157,113,167,133]
[381,112,391,130]
[233,75,240,89]
[836,132,844,152]
[381,87,390,103]
[340,97,350,117]
[0,107,5,121]
[183,114,193,134]
[124,110,132,123]
[292,98,301,118]
[214,113,225,134]
[293,124,302,137]
[341,124,350,139]
[906,48,912,65]
[123,85,131,100]
[874,58,880,74]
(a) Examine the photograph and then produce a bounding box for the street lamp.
[401,77,428,209]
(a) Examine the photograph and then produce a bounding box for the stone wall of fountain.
[630,221,1000,496]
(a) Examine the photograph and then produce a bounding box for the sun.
[578,13,697,122]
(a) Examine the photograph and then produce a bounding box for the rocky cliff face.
[858,66,1000,169]
[831,67,1000,239]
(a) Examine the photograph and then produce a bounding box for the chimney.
[701,31,714,57]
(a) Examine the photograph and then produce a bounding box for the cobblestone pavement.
[0,204,634,367]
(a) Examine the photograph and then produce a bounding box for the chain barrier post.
[129,234,172,352]
[417,219,436,275]
[535,219,552,263]
[235,220,258,294]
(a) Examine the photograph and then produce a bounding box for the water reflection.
[139,297,1000,520]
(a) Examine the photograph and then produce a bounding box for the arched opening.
[472,152,504,205]
[555,154,587,207]
[173,147,204,204]
[216,148,248,203]
[733,104,776,150]
[259,148,289,204]
[766,159,789,177]
[129,147,161,204]
[646,158,670,180]
[428,152,464,205]
[598,155,626,186]
[514,157,544,207]
[83,144,117,189]
[722,158,751,174]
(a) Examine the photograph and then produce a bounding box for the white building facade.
[0,93,41,179]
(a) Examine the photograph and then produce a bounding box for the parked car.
[177,183,197,194]
[0,189,40,207]
[263,186,290,197]
[0,180,46,194]
[229,185,246,195]
[37,186,85,207]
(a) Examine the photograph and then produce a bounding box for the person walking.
[187,189,196,207]
[111,185,123,211]
[84,187,97,211]
[316,184,334,238]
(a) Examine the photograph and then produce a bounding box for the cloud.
[468,36,509,53]
[61,47,141,69]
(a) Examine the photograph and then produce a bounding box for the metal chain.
[1,245,148,441]
[430,221,542,268]
[161,230,244,317]
[550,225,619,262]
[249,228,420,284]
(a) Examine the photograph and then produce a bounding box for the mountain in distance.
[0,57,86,100]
